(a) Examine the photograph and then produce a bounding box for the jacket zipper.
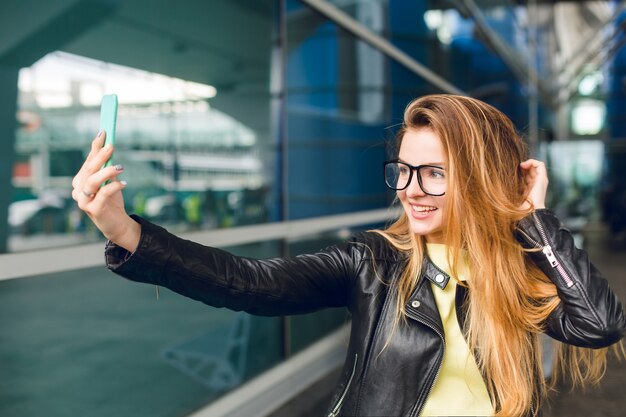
[416,323,444,417]
[517,213,575,288]
[405,311,445,417]
[353,278,397,415]
[328,354,358,417]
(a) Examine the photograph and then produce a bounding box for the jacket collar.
[404,257,452,334]
[403,258,472,334]
[423,256,451,290]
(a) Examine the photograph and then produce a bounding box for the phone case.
[100,94,118,168]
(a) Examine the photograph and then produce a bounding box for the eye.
[398,165,410,175]
[426,167,445,179]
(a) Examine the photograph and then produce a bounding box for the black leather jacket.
[105,209,625,417]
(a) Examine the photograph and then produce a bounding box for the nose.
[404,172,426,197]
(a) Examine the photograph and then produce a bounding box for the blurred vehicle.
[9,192,67,235]
[144,194,185,223]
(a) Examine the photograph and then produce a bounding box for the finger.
[519,160,533,174]
[72,132,111,189]
[72,178,96,202]
[520,159,542,169]
[72,187,96,203]
[519,159,547,180]
[76,177,127,214]
[86,179,128,213]
[527,161,548,179]
[87,143,114,172]
[76,185,97,211]
[81,132,107,172]
[71,188,83,202]
[73,163,122,203]
[96,179,127,201]
[72,144,115,192]
[87,131,106,160]
[82,164,125,196]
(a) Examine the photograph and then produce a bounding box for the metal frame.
[0,207,400,281]
[300,0,466,95]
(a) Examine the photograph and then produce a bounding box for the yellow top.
[420,243,493,417]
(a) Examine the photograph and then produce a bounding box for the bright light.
[79,82,104,106]
[36,94,73,108]
[19,51,217,108]
[184,81,217,99]
[571,99,605,135]
[18,69,33,92]
[424,10,443,30]
[423,9,458,45]
[578,72,603,96]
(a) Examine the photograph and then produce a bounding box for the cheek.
[436,197,447,220]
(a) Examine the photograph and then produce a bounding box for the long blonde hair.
[376,94,617,416]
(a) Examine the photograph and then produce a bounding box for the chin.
[409,222,443,243]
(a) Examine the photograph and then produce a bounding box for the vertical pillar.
[0,65,19,253]
[272,0,288,224]
[272,0,292,359]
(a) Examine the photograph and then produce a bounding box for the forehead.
[398,128,446,164]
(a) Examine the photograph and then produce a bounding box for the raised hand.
[71,131,140,252]
[519,159,548,211]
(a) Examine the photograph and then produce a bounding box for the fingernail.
[97,130,104,138]
[114,164,124,171]
[120,180,128,186]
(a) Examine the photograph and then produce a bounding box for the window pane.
[11,1,277,252]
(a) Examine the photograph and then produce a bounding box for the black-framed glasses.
[383,160,446,196]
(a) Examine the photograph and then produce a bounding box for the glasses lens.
[384,162,411,190]
[418,166,446,195]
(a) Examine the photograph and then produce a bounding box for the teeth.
[412,205,436,213]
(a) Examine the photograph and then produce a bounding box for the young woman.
[73,94,625,417]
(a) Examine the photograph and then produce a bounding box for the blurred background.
[0,1,625,416]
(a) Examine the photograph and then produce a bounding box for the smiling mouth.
[412,205,437,213]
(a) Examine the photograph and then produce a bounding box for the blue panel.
[286,113,389,219]
[287,22,338,111]
[389,0,428,33]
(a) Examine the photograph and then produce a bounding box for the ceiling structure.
[0,0,275,136]
[0,0,273,89]
[0,0,623,116]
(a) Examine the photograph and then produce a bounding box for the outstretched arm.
[105,216,360,316]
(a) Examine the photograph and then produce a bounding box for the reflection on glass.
[0,235,350,417]
[12,52,271,252]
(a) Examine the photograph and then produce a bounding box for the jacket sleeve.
[105,216,362,316]
[516,209,625,348]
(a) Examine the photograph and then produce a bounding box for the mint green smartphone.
[100,94,118,168]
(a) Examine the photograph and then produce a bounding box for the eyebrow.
[397,158,446,167]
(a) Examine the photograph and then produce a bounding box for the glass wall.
[8,0,619,250]
[9,1,277,252]
[286,1,388,219]
[1,1,625,416]
[0,236,348,417]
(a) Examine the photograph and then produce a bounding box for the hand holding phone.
[100,94,118,168]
